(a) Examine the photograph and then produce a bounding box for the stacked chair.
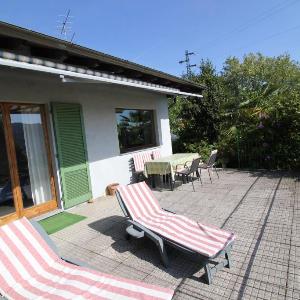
[152,149,161,160]
[132,150,162,182]
[132,151,153,181]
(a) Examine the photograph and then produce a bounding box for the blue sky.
[1,0,299,76]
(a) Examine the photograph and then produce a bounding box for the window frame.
[115,107,157,154]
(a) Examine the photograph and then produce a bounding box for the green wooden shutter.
[51,103,92,209]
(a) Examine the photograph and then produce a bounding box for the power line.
[195,0,300,53]
[229,24,300,53]
[179,50,196,76]
[131,0,299,72]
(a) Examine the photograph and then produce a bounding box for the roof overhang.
[0,21,204,96]
[0,51,203,98]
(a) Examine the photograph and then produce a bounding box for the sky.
[1,0,299,76]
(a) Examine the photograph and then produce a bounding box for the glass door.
[0,105,18,224]
[0,103,57,224]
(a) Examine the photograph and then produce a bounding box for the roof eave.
[0,21,204,93]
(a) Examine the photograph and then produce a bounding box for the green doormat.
[38,212,86,234]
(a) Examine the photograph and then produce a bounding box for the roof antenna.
[179,50,196,77]
[70,32,76,43]
[57,9,76,42]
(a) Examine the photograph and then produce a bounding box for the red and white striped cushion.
[133,152,152,172]
[0,217,174,300]
[117,182,235,258]
[142,152,153,163]
[152,150,161,160]
[133,153,144,172]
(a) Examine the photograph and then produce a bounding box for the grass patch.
[38,212,86,234]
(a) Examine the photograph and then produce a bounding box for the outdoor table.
[144,153,200,190]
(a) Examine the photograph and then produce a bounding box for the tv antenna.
[179,50,197,77]
[57,9,75,42]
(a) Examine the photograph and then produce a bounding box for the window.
[116,108,156,153]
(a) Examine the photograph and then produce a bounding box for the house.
[0,21,203,225]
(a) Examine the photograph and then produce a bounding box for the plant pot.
[106,183,120,196]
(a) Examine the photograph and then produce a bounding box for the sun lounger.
[0,217,174,300]
[116,182,235,284]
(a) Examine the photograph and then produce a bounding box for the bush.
[170,54,300,170]
[172,140,216,164]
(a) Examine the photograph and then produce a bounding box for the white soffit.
[0,51,203,98]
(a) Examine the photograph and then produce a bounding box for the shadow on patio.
[88,215,210,283]
[52,169,299,299]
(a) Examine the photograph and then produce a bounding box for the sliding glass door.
[0,103,57,224]
[0,106,17,221]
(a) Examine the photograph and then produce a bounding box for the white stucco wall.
[0,67,173,199]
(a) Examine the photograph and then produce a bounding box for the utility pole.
[179,50,196,77]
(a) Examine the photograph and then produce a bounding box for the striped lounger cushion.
[133,152,152,172]
[152,150,161,160]
[117,182,235,258]
[0,217,174,300]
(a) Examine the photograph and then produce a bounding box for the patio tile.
[148,254,199,286]
[52,220,100,244]
[86,253,120,273]
[78,234,114,252]
[53,169,299,299]
[122,243,163,274]
[100,240,139,262]
[144,274,177,289]
[112,263,149,281]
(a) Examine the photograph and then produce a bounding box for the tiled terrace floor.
[51,170,300,299]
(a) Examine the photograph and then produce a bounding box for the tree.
[169,53,300,169]
[220,53,300,169]
[169,59,223,158]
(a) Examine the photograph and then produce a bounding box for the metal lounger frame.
[116,190,233,284]
[31,220,90,267]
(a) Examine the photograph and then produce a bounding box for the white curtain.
[21,112,52,205]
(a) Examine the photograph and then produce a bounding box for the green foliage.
[170,53,300,170]
[184,140,216,162]
[169,60,223,144]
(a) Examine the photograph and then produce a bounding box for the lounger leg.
[225,248,232,269]
[134,220,169,268]
[147,230,169,267]
[157,238,169,267]
[204,263,213,285]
